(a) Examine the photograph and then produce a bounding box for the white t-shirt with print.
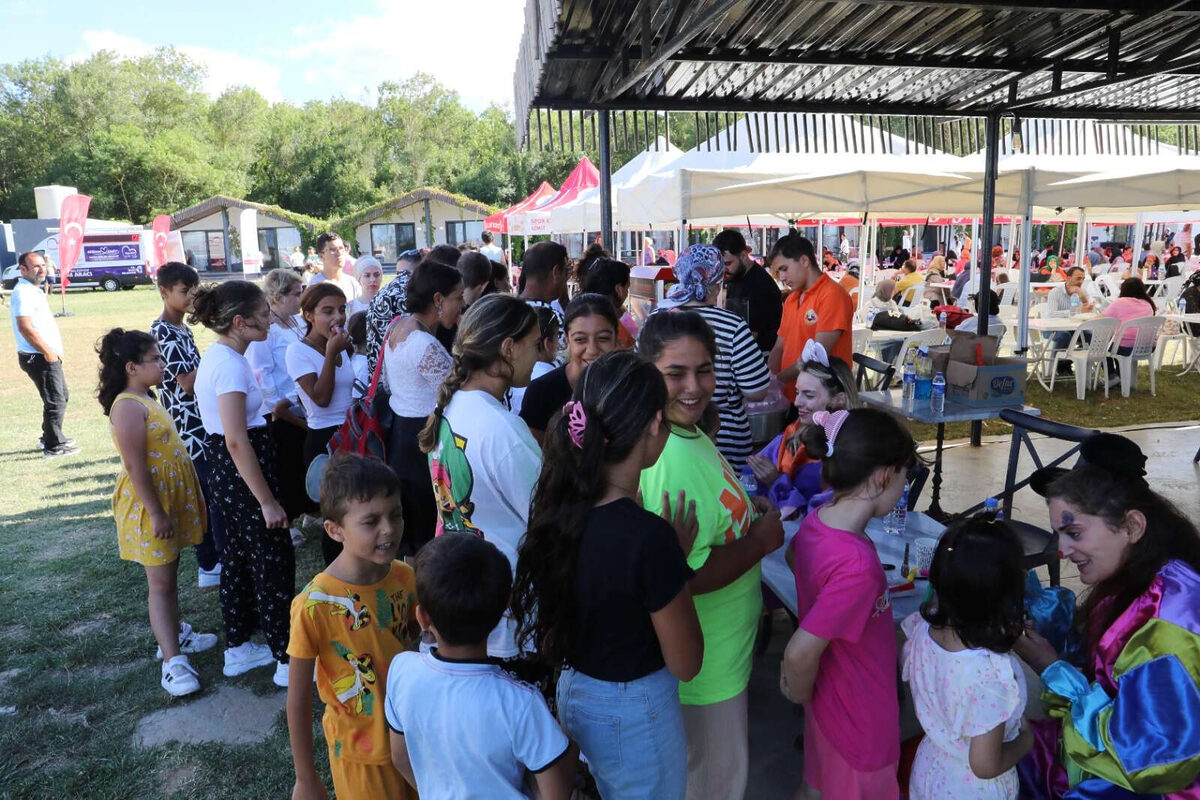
[195,342,267,435]
[284,340,356,430]
[429,389,542,657]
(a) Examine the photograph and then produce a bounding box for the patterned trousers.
[204,428,295,661]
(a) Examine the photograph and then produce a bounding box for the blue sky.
[1,0,526,111]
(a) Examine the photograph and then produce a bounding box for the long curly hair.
[511,350,668,665]
[418,293,537,453]
[96,328,157,415]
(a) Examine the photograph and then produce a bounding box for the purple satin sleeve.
[1018,717,1071,799]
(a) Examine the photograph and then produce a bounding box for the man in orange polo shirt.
[767,233,854,401]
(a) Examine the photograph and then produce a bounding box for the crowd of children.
[93,236,1200,800]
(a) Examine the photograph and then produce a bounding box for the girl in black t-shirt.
[512,350,702,800]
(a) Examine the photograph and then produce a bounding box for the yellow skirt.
[112,458,206,567]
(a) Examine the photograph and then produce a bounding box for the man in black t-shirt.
[714,229,783,353]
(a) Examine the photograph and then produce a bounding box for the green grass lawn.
[1,287,1197,798]
[0,287,326,799]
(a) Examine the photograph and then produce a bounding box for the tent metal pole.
[969,217,979,284]
[1132,212,1146,278]
[1018,170,1034,354]
[972,112,1001,448]
[599,111,613,253]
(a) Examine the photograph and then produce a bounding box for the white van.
[2,228,153,291]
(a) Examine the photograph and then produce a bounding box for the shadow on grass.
[0,499,110,529]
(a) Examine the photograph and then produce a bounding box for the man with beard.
[714,229,782,353]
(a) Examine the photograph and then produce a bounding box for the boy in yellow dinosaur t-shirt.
[287,453,419,800]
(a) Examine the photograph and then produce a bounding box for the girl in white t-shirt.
[417,293,542,658]
[191,280,294,688]
[285,282,355,563]
[901,513,1034,799]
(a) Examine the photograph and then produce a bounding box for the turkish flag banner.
[151,214,171,270]
[57,194,92,289]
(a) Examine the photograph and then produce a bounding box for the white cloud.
[70,29,284,103]
[285,0,526,111]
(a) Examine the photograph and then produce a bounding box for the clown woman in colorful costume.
[1016,433,1200,799]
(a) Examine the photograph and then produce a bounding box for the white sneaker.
[155,621,218,659]
[289,527,305,547]
[161,655,201,697]
[223,641,276,677]
[273,660,290,688]
[198,563,222,588]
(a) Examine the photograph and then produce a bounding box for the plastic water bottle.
[984,496,1003,520]
[885,483,910,536]
[939,311,948,331]
[902,359,916,401]
[931,371,946,415]
[1069,293,1082,315]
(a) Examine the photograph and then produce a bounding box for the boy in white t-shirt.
[385,533,575,799]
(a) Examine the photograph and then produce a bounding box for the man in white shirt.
[1045,266,1096,375]
[479,230,505,265]
[11,252,78,457]
[306,232,362,303]
[288,246,305,270]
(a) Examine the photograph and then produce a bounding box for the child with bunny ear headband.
[743,340,859,520]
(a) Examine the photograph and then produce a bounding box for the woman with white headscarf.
[653,244,770,470]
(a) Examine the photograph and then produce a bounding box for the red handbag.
[327,320,397,461]
[931,304,972,330]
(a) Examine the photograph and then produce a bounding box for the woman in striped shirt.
[655,244,769,471]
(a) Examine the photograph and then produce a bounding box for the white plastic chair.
[997,284,1020,306]
[897,283,920,307]
[890,327,951,372]
[1111,316,1166,397]
[1096,273,1122,298]
[852,327,870,356]
[1046,317,1119,399]
[1159,274,1186,301]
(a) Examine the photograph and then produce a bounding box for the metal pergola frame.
[515,0,1200,333]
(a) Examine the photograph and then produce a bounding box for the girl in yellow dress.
[98,328,217,697]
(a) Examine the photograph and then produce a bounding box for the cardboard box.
[941,331,1028,407]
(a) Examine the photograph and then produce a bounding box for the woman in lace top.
[384,259,464,557]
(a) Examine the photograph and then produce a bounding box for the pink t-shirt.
[1102,297,1155,348]
[793,509,900,771]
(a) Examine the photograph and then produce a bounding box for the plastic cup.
[915,537,939,575]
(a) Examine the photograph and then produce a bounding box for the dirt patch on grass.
[159,763,199,795]
[86,661,141,679]
[133,685,286,748]
[67,615,112,637]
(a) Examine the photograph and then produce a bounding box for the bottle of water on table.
[902,359,916,402]
[939,310,948,332]
[984,496,1003,520]
[1069,292,1082,315]
[884,483,909,536]
[931,371,946,415]
[740,469,757,497]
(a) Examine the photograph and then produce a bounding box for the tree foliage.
[0,49,605,224]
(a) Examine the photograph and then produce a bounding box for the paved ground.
[744,421,1200,797]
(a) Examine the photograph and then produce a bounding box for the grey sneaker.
[43,443,81,458]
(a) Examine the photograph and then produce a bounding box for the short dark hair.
[713,229,747,256]
[346,310,367,349]
[457,251,492,290]
[18,251,41,268]
[157,261,199,290]
[580,256,630,301]
[973,289,1000,316]
[521,241,568,281]
[315,232,343,254]
[637,308,717,362]
[767,233,816,267]
[920,513,1026,653]
[428,244,461,267]
[902,259,917,273]
[319,452,402,524]
[1066,266,1085,277]
[415,532,512,646]
[481,230,493,244]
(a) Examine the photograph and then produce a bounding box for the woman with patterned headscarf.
[651,244,770,470]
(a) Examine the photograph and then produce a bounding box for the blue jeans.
[557,667,686,800]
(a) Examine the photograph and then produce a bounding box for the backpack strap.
[365,314,405,403]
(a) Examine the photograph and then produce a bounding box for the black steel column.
[971,112,1001,447]
[598,110,613,252]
